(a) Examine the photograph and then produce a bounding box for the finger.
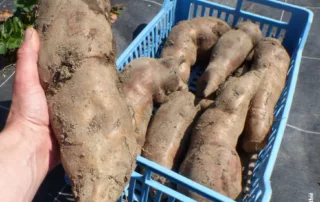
[15,28,41,90]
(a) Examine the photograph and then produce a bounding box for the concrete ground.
[0,0,319,201]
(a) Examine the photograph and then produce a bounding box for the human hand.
[5,27,59,169]
[0,28,59,201]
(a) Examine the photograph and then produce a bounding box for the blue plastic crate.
[66,0,313,201]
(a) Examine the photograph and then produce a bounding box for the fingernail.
[24,28,33,41]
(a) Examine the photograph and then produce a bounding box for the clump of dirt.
[52,65,74,83]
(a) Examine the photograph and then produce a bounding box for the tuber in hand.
[36,0,137,201]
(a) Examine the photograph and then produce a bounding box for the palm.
[6,29,59,170]
[10,80,49,128]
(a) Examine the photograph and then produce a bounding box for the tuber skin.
[36,0,138,201]
[161,17,231,83]
[233,50,254,77]
[242,38,290,153]
[233,62,251,78]
[119,57,187,148]
[179,68,266,200]
[141,92,214,175]
[142,91,200,173]
[195,98,215,112]
[196,21,262,98]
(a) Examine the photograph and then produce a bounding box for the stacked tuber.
[139,18,290,201]
[161,17,231,83]
[179,67,267,200]
[197,21,262,98]
[142,92,215,175]
[118,17,232,154]
[142,91,200,174]
[242,38,290,153]
[119,57,186,148]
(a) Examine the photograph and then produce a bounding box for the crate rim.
[117,0,314,65]
[258,1,313,202]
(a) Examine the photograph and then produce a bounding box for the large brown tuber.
[242,38,290,153]
[36,0,137,201]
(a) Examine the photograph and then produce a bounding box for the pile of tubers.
[36,0,290,201]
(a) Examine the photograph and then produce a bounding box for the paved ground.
[0,0,320,202]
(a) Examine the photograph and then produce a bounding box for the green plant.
[0,0,38,55]
[111,4,124,15]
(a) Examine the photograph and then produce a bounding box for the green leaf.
[14,0,38,8]
[22,7,32,13]
[0,20,13,40]
[14,16,23,27]
[0,0,37,54]
[0,24,5,39]
[6,37,23,49]
[0,42,7,54]
[12,17,24,37]
[4,19,14,36]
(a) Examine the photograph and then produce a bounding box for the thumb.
[15,27,40,89]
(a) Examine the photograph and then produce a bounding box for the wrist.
[5,109,59,170]
[0,127,49,201]
[0,121,53,195]
[1,123,51,170]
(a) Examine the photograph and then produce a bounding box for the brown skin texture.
[141,94,213,185]
[196,21,262,98]
[36,0,137,201]
[161,17,231,83]
[195,98,215,112]
[233,50,254,77]
[142,91,200,172]
[179,68,266,200]
[242,38,290,153]
[233,62,251,78]
[119,57,187,148]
